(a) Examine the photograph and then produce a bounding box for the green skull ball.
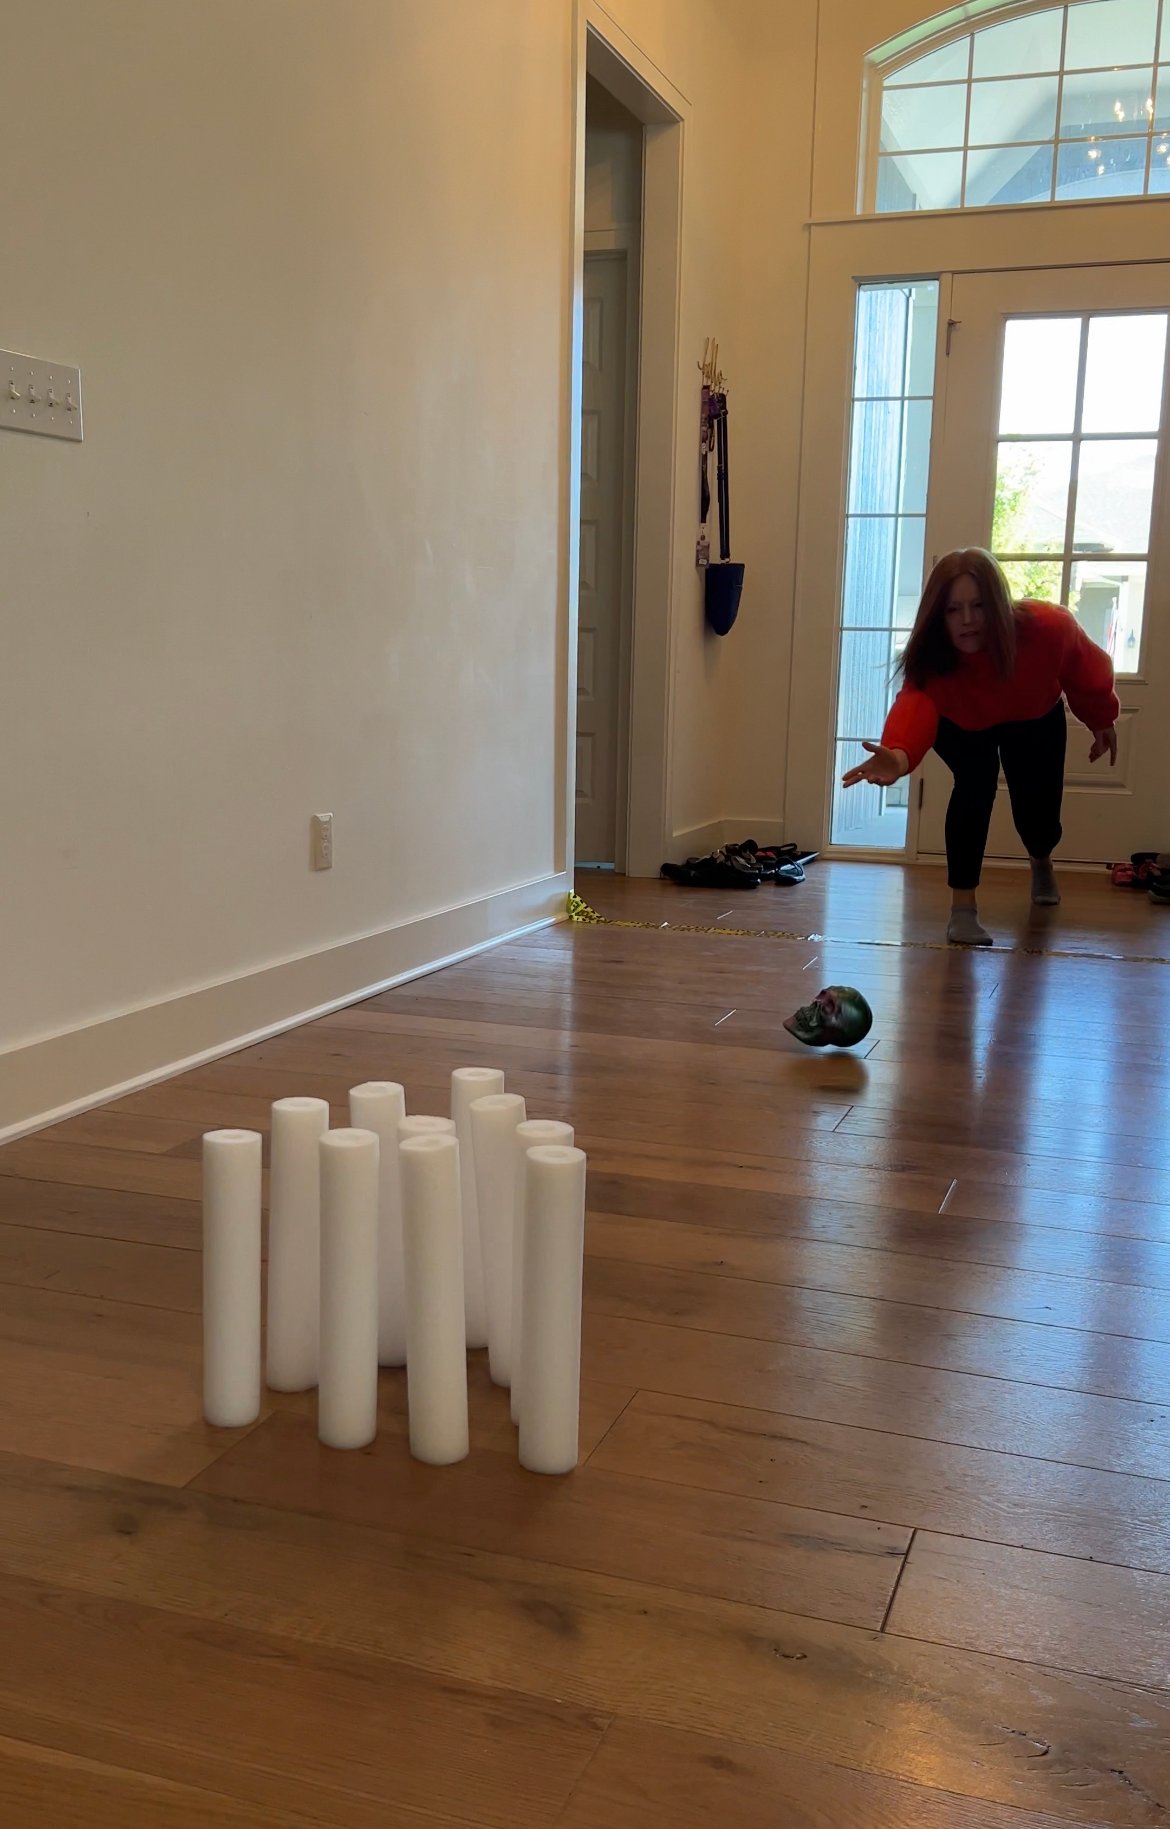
[784,985,873,1049]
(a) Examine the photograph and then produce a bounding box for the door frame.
[563,2,688,877]
[786,194,1170,860]
[915,260,1170,867]
[579,240,638,869]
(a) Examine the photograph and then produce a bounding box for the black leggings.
[933,699,1067,891]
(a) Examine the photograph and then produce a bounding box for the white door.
[920,265,1170,863]
[576,252,629,866]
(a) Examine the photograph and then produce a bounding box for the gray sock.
[947,908,993,947]
[1031,859,1060,906]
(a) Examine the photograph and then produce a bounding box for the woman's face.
[944,573,987,655]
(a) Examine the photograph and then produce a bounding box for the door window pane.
[973,11,1064,78]
[1070,558,1147,671]
[836,630,900,739]
[999,317,1082,434]
[832,744,906,846]
[895,517,927,627]
[833,281,938,851]
[1157,72,1170,130]
[901,400,932,512]
[1064,0,1158,69]
[1074,439,1159,550]
[993,441,1073,552]
[969,74,1059,144]
[906,290,940,393]
[854,287,910,397]
[999,556,1065,601]
[849,401,902,512]
[1082,314,1168,429]
[842,517,897,627]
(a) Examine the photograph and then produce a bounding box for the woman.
[843,549,1119,946]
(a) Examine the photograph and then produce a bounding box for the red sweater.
[881,601,1119,772]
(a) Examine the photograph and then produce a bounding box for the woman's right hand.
[841,742,909,788]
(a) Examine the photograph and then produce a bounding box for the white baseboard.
[0,873,569,1143]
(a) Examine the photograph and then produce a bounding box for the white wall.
[1,0,825,1132]
[1,0,575,1131]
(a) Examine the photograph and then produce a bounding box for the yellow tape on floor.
[566,893,1170,966]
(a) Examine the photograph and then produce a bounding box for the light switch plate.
[2,349,83,441]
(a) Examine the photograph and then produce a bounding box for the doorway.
[919,264,1170,863]
[576,78,641,870]
[564,16,685,880]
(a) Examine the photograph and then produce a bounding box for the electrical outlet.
[310,813,333,871]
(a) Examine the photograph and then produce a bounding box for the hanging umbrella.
[705,378,745,637]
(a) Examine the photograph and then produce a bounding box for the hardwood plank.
[0,1221,201,1311]
[0,1288,253,1485]
[837,1105,1168,1169]
[0,1731,341,1829]
[0,1176,200,1250]
[590,1387,1170,1575]
[0,1571,602,1829]
[579,1139,954,1216]
[946,1180,1170,1232]
[0,1141,201,1200]
[584,1225,1170,1406]
[30,1111,203,1156]
[0,1284,630,1480]
[585,1207,1170,1338]
[193,1409,909,1629]
[888,1533,1170,1690]
[586,1166,1170,1258]
[578,1303,1170,1480]
[558,1718,1095,1829]
[0,1458,1162,1823]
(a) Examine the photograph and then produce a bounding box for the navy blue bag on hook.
[704,390,744,636]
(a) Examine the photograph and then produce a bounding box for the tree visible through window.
[872,0,1170,211]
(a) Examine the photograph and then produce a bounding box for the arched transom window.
[871,0,1170,211]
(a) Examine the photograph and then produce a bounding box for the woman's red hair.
[900,548,1021,686]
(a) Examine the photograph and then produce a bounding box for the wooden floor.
[2,861,1170,1826]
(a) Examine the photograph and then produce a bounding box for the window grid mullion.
[959,32,975,204]
[1060,316,1092,606]
[1053,6,1070,200]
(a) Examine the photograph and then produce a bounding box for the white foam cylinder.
[509,1119,574,1425]
[318,1128,380,1450]
[266,1095,329,1392]
[518,1145,588,1476]
[469,1092,527,1387]
[400,1133,469,1465]
[450,1067,505,1351]
[399,1114,456,1143]
[349,1081,407,1366]
[202,1129,262,1428]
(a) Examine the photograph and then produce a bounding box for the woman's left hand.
[1089,725,1118,766]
